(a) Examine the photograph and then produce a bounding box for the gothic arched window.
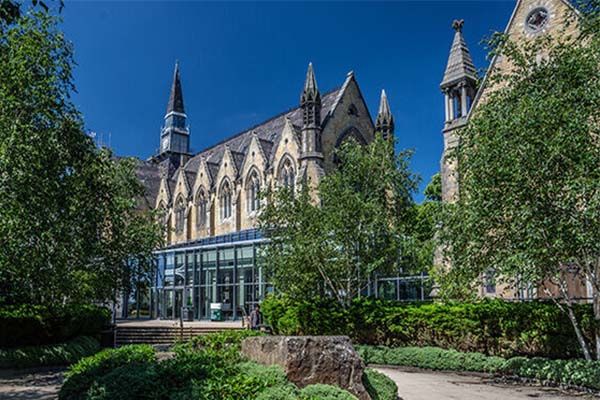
[220,180,233,220]
[246,169,261,213]
[196,188,208,228]
[279,158,295,191]
[175,197,185,233]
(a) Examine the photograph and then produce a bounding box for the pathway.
[0,367,64,400]
[376,366,596,400]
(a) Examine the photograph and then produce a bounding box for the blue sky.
[62,1,515,201]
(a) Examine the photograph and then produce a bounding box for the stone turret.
[440,20,478,203]
[375,89,394,141]
[441,19,478,127]
[299,63,324,187]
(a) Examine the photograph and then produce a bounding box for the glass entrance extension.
[151,234,269,321]
[120,229,430,321]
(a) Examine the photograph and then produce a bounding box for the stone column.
[444,91,450,122]
[461,85,468,117]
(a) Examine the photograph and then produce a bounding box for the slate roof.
[441,20,478,88]
[135,159,163,207]
[176,87,341,186]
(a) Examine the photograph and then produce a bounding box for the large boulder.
[241,335,370,400]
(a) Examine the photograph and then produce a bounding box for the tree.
[259,136,418,306]
[439,6,600,359]
[409,173,443,274]
[0,12,162,307]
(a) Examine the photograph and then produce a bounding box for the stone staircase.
[114,325,241,347]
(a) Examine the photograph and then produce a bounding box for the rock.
[242,335,370,400]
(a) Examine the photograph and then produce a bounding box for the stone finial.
[452,19,464,32]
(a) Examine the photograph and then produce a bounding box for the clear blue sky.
[61,1,515,201]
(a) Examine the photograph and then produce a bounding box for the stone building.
[439,0,588,299]
[129,63,416,320]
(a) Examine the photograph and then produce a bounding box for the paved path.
[0,367,65,400]
[375,366,596,400]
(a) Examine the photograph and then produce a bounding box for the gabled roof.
[469,0,581,115]
[179,87,341,181]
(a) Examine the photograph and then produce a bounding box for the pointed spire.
[300,62,322,129]
[301,62,320,103]
[166,61,185,114]
[441,19,477,89]
[375,89,395,140]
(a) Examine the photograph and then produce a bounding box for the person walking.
[249,304,262,330]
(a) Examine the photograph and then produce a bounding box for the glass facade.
[147,230,270,320]
[121,229,431,320]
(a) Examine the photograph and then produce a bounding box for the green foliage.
[59,345,156,400]
[408,173,443,272]
[0,304,110,347]
[437,0,600,358]
[359,345,600,392]
[363,368,397,400]
[298,384,358,400]
[59,332,366,400]
[502,356,600,390]
[259,136,418,306]
[255,384,299,400]
[263,296,595,359]
[188,329,263,351]
[0,336,100,368]
[423,173,441,202]
[358,346,505,373]
[0,11,163,306]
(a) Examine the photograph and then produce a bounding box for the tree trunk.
[593,262,600,360]
[546,280,592,361]
[594,294,600,360]
[566,301,592,361]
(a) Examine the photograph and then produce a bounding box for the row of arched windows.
[167,157,297,237]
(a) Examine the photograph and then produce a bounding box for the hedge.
[262,296,595,359]
[0,336,100,368]
[0,304,111,348]
[358,345,600,392]
[363,368,398,400]
[357,345,506,373]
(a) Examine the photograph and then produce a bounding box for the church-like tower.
[157,62,190,167]
[440,20,477,202]
[375,89,394,141]
[299,63,325,186]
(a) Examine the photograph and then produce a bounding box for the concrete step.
[114,325,241,347]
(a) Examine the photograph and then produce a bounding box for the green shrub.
[188,329,263,351]
[263,295,594,359]
[358,344,600,392]
[0,304,111,348]
[502,357,600,390]
[298,384,358,400]
[238,361,290,388]
[357,345,505,373]
[363,368,397,400]
[255,384,299,400]
[59,344,156,400]
[82,363,161,400]
[0,336,100,368]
